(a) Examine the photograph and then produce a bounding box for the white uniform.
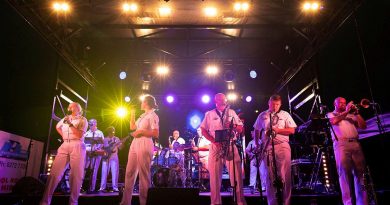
[100,136,120,191]
[253,110,296,205]
[327,112,368,205]
[197,135,211,170]
[84,129,104,191]
[120,110,159,205]
[245,139,266,190]
[200,108,246,205]
[40,115,88,205]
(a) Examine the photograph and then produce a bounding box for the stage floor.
[2,189,390,205]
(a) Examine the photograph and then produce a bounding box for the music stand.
[215,129,229,143]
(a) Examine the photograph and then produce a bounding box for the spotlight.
[201,95,211,104]
[227,93,238,101]
[166,95,174,103]
[249,70,257,78]
[139,94,146,101]
[119,71,127,80]
[141,73,152,82]
[159,6,172,16]
[156,65,169,75]
[52,2,71,12]
[245,96,252,102]
[255,110,259,113]
[302,1,322,12]
[234,2,250,12]
[205,65,218,75]
[189,115,201,129]
[204,7,217,17]
[122,3,138,12]
[124,96,131,102]
[116,107,128,118]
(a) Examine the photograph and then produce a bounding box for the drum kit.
[151,139,209,189]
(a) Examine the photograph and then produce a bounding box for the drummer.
[169,130,186,152]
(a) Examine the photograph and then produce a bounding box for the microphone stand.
[269,112,284,205]
[227,116,238,204]
[253,132,266,204]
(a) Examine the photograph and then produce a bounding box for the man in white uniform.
[245,130,266,193]
[200,93,247,205]
[83,119,104,192]
[168,130,186,185]
[99,126,122,192]
[327,97,368,205]
[253,94,296,205]
[40,102,88,205]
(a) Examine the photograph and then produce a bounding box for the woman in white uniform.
[120,95,159,205]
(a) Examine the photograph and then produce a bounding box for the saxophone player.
[200,93,247,205]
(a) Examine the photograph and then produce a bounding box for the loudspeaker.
[146,188,199,205]
[12,176,45,196]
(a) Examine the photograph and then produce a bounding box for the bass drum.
[152,168,181,188]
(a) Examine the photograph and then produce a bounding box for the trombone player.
[327,97,368,205]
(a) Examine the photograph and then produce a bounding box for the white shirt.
[200,108,243,139]
[84,129,104,152]
[198,136,211,158]
[56,115,88,141]
[136,110,159,137]
[327,112,359,141]
[253,110,297,144]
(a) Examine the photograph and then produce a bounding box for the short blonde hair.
[68,102,83,115]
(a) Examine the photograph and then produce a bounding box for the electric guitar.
[102,135,131,160]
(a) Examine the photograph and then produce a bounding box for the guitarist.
[245,130,266,194]
[99,126,122,192]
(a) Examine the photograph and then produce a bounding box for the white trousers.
[208,143,246,205]
[40,141,86,205]
[84,155,101,191]
[263,142,291,205]
[249,158,267,189]
[100,155,119,190]
[120,137,153,205]
[333,140,368,205]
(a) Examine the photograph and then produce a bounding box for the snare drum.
[152,167,181,187]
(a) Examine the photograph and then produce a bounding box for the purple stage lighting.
[166,95,174,103]
[201,95,210,104]
[189,115,201,129]
[245,96,252,102]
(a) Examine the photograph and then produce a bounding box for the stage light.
[302,1,322,12]
[206,65,218,75]
[234,3,241,11]
[124,96,131,102]
[227,82,235,90]
[245,96,252,102]
[204,7,217,17]
[52,2,71,12]
[139,94,146,101]
[234,2,250,12]
[189,115,201,129]
[250,70,257,78]
[201,95,211,104]
[255,110,259,113]
[166,95,174,103]
[122,3,138,12]
[156,65,169,75]
[119,71,127,80]
[159,6,172,16]
[116,107,128,118]
[227,92,238,101]
[242,2,249,11]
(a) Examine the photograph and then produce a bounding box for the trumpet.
[349,98,371,114]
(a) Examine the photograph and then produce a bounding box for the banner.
[0,130,44,193]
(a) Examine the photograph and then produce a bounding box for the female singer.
[120,95,159,205]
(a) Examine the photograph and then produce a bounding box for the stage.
[2,188,389,205]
